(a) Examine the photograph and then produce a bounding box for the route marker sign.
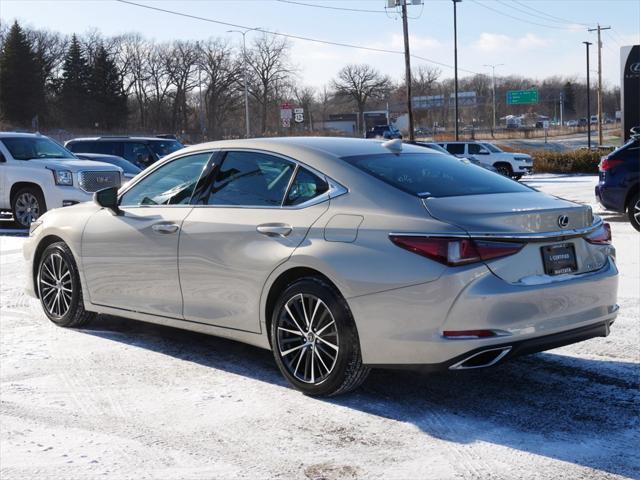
[507,89,539,105]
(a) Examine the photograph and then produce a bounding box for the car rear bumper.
[348,257,618,366]
[595,183,626,212]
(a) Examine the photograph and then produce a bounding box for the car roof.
[0,132,46,138]
[66,136,175,142]
[178,136,427,159]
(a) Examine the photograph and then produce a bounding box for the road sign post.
[507,89,539,105]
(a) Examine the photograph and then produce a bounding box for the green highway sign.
[507,89,539,105]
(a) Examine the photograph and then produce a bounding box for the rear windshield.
[342,153,531,198]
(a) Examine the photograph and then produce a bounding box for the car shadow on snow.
[82,314,639,478]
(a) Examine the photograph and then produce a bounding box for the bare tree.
[116,33,150,128]
[145,43,172,130]
[293,85,316,131]
[413,65,441,96]
[332,64,391,134]
[165,40,199,132]
[246,34,294,134]
[199,38,242,139]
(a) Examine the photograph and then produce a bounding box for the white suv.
[0,133,122,228]
[438,141,533,179]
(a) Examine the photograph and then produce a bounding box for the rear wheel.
[270,277,370,396]
[37,242,95,327]
[12,187,46,229]
[628,192,640,231]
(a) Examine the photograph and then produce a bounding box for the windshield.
[482,143,503,153]
[1,137,76,160]
[342,153,531,198]
[148,140,184,157]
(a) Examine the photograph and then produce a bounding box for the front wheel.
[270,277,370,396]
[494,163,513,177]
[37,242,95,327]
[628,193,640,231]
[12,187,46,229]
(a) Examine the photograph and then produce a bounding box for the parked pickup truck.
[0,132,122,228]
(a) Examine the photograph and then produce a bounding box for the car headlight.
[53,170,73,186]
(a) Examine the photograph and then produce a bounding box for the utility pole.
[559,91,564,127]
[453,0,462,141]
[583,41,593,150]
[400,0,415,141]
[484,63,503,135]
[588,24,611,146]
[228,27,260,138]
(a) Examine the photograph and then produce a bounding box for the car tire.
[37,242,96,328]
[513,173,524,181]
[494,163,513,178]
[11,186,46,229]
[628,192,640,232]
[270,277,370,396]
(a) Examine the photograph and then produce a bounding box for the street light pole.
[452,0,462,141]
[583,41,593,150]
[483,63,503,135]
[400,0,415,141]
[228,28,260,138]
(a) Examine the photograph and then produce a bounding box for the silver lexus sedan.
[24,137,619,396]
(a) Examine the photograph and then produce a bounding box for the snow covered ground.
[1,174,638,479]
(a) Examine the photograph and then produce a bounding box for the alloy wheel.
[14,192,40,226]
[39,253,73,318]
[276,293,339,384]
[634,199,640,224]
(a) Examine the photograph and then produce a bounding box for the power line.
[469,0,582,30]
[497,0,591,28]
[604,29,621,47]
[114,0,479,74]
[275,0,387,14]
[511,0,592,27]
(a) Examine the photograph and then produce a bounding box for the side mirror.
[94,187,122,215]
[0,152,6,163]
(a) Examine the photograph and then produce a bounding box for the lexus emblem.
[630,62,640,74]
[558,215,570,228]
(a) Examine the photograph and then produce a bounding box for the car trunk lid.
[423,192,593,235]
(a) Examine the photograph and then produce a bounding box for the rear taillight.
[599,157,624,172]
[389,236,524,266]
[585,222,612,245]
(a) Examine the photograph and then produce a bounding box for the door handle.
[257,223,292,237]
[152,223,180,234]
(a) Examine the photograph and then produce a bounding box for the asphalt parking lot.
[1,174,638,480]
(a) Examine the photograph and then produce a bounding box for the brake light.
[585,222,611,245]
[389,236,524,266]
[599,157,624,172]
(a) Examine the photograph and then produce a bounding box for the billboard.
[621,45,640,141]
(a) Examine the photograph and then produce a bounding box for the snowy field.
[0,174,638,480]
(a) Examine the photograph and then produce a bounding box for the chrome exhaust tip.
[449,346,512,370]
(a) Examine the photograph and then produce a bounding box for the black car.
[365,125,402,140]
[74,153,142,181]
[595,130,640,230]
[65,136,184,169]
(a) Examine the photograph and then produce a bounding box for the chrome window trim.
[388,217,603,243]
[120,147,348,211]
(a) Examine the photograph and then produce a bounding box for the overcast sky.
[3,0,639,88]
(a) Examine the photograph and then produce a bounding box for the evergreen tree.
[0,21,45,126]
[88,45,127,129]
[563,81,576,115]
[60,34,90,127]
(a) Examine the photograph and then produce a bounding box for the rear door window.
[205,151,295,207]
[445,144,465,155]
[342,153,531,198]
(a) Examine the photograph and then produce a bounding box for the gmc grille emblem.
[95,176,110,184]
[557,215,570,228]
